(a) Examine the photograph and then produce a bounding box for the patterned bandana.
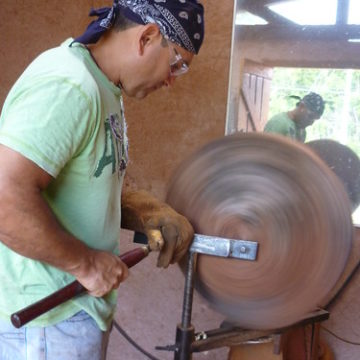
[290,92,325,117]
[74,0,205,54]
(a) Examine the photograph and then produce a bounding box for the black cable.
[321,325,360,346]
[112,320,162,360]
[325,258,360,310]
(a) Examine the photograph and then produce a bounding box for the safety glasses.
[167,40,189,77]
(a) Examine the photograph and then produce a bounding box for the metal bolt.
[195,332,208,341]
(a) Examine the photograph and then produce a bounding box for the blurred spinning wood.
[166,133,353,330]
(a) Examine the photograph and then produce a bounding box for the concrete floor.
[106,230,229,360]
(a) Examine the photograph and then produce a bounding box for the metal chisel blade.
[190,234,258,261]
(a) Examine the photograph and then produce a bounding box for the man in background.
[264,92,325,142]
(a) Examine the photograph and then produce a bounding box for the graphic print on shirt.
[94,113,128,178]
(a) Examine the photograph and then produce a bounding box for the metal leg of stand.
[310,323,320,360]
[174,252,196,360]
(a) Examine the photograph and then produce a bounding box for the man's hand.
[71,249,129,297]
[121,190,194,268]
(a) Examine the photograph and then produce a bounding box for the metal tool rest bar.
[155,234,259,360]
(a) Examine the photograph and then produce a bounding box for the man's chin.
[134,92,148,100]
[122,88,146,99]
[123,86,157,99]
[297,121,307,129]
[135,88,158,99]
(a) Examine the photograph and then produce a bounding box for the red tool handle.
[11,246,149,328]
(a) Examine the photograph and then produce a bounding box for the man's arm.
[0,144,128,297]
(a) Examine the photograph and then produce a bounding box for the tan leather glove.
[121,190,194,268]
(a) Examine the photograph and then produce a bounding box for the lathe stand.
[155,235,329,360]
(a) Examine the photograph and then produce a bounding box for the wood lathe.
[161,132,353,359]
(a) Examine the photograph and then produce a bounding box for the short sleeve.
[264,114,291,137]
[0,77,97,177]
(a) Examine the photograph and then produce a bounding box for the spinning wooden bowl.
[167,133,353,330]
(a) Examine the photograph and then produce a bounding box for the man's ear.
[138,23,162,55]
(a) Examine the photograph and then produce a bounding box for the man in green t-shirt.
[264,92,325,142]
[0,1,204,359]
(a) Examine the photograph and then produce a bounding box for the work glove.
[121,190,194,268]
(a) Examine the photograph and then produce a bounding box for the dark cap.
[301,92,325,117]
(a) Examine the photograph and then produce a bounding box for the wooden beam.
[241,1,296,26]
[242,0,353,28]
[237,24,360,41]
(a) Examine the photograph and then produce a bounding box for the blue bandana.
[75,0,205,54]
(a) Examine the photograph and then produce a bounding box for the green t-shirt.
[0,39,128,330]
[264,112,306,142]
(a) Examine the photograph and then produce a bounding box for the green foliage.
[269,68,360,157]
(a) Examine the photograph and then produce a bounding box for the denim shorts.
[0,310,111,360]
